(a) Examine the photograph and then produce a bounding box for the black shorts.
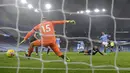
[29,36,37,43]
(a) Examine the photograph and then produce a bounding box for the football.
[6,49,15,57]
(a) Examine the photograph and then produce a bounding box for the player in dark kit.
[79,46,104,55]
[29,32,50,56]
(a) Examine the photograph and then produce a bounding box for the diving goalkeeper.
[20,18,76,62]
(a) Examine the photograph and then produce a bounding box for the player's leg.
[102,42,106,53]
[26,40,41,57]
[102,42,108,54]
[77,46,80,53]
[35,47,39,56]
[104,46,108,55]
[29,36,38,56]
[104,45,107,53]
[50,43,70,62]
[47,47,50,55]
[110,46,113,52]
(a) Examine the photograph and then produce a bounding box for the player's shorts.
[102,42,108,47]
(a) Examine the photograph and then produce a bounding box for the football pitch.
[0,52,130,73]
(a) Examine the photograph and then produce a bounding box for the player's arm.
[51,20,76,25]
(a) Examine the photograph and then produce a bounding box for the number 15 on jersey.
[41,24,51,32]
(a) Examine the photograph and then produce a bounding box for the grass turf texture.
[0,52,130,73]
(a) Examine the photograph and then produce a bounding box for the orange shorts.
[32,40,62,56]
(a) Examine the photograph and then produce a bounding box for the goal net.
[0,0,130,73]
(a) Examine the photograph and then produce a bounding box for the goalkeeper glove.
[19,39,26,45]
[66,20,76,24]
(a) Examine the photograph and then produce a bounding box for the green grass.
[0,52,130,73]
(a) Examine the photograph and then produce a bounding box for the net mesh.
[0,0,130,73]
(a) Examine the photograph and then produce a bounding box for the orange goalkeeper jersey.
[24,20,67,42]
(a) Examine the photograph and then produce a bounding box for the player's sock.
[47,49,50,55]
[35,47,38,56]
[60,55,70,62]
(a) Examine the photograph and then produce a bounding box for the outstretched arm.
[51,20,76,25]
[51,20,67,24]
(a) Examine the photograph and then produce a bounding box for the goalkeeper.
[79,46,104,55]
[20,17,76,62]
[29,32,50,56]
